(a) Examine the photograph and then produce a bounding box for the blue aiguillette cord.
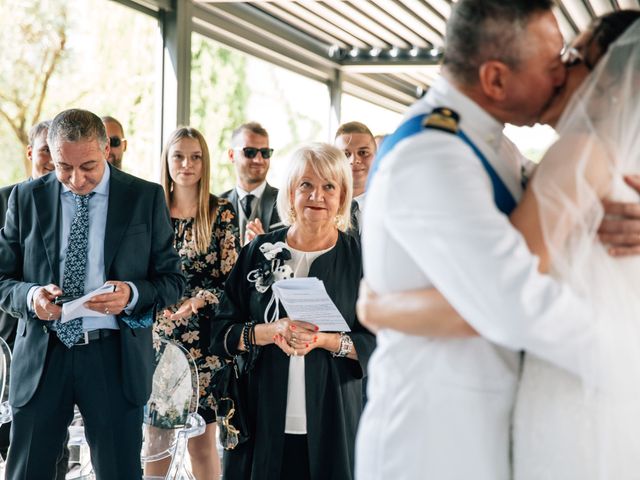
[367,112,517,216]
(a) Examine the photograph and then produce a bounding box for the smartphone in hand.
[53,295,80,306]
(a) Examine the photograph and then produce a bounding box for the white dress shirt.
[236,182,267,244]
[352,193,365,234]
[356,76,594,480]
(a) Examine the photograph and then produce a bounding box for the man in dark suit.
[221,122,282,245]
[0,109,185,479]
[0,119,63,470]
[0,119,53,352]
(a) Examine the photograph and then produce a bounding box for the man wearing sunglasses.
[221,122,282,245]
[101,116,127,170]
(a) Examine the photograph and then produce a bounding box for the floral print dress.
[155,197,240,422]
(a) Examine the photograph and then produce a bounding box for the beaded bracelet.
[242,321,257,354]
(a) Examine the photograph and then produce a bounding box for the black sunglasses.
[109,136,124,148]
[238,147,273,159]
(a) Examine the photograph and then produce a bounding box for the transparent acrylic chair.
[141,335,205,480]
[66,406,93,479]
[0,336,12,478]
[66,335,205,480]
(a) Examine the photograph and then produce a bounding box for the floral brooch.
[247,241,294,293]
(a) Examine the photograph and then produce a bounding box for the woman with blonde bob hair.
[148,126,240,480]
[277,142,353,231]
[211,142,375,480]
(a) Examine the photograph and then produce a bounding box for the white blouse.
[283,243,333,435]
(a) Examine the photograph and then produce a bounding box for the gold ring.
[48,312,53,320]
[293,349,297,356]
[105,308,110,315]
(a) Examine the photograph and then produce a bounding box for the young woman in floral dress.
[147,126,239,480]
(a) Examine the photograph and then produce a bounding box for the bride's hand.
[599,176,640,256]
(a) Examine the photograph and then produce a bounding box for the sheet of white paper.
[61,284,116,324]
[272,277,350,332]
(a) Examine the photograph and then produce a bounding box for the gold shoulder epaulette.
[422,107,460,134]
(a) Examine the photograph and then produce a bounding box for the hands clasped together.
[271,318,320,357]
[33,280,131,321]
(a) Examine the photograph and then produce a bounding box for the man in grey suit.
[221,122,282,245]
[0,109,185,479]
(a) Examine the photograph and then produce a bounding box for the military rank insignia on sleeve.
[422,107,460,134]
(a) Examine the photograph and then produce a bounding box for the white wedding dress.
[514,20,640,480]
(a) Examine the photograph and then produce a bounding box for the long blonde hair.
[160,127,217,254]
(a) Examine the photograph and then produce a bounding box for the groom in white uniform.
[357,1,597,479]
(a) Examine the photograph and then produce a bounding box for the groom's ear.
[478,60,511,102]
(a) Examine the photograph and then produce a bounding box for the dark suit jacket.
[0,166,185,408]
[210,228,375,480]
[0,183,18,347]
[0,184,15,225]
[220,183,282,233]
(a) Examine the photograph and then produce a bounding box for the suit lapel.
[228,188,239,214]
[261,184,276,230]
[33,176,61,283]
[104,167,133,274]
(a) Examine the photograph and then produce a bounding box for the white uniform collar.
[416,76,524,200]
[424,76,505,150]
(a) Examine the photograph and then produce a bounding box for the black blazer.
[0,166,185,407]
[0,183,18,347]
[211,228,375,480]
[220,183,283,232]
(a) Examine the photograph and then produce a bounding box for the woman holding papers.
[148,127,240,480]
[211,143,375,480]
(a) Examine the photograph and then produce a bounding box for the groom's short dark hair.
[443,0,554,85]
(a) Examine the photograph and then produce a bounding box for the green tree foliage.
[0,0,68,182]
[190,34,248,194]
[0,0,159,186]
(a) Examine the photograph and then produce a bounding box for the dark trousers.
[6,333,143,480]
[2,423,70,479]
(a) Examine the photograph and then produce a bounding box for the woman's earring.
[289,207,297,223]
[334,214,344,228]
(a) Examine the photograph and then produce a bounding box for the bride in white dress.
[512,13,640,480]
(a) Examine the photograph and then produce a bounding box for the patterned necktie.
[350,200,360,234]
[56,193,92,348]
[241,194,255,218]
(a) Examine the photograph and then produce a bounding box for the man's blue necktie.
[56,193,91,348]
